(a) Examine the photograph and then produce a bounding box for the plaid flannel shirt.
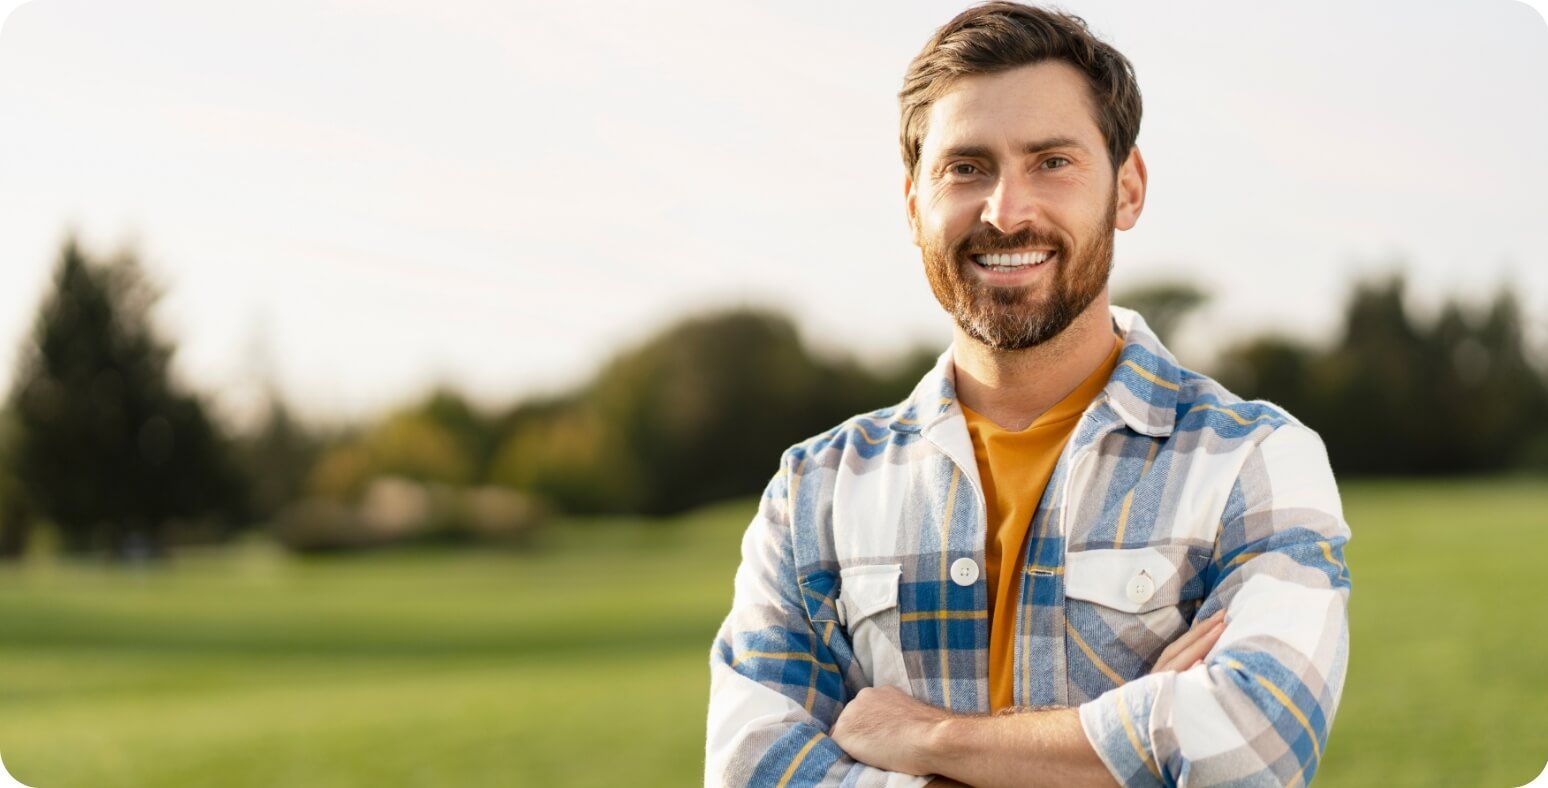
[705,306,1352,787]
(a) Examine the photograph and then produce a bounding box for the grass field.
[0,478,1545,786]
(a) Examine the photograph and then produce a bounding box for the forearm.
[921,707,1116,788]
[709,664,938,786]
[833,613,1232,786]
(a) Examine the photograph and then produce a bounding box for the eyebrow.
[939,136,1089,161]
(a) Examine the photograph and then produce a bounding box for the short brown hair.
[899,2,1142,177]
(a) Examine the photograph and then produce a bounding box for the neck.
[951,295,1116,431]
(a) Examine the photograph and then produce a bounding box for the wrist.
[922,713,972,773]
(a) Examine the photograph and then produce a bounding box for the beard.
[921,187,1116,351]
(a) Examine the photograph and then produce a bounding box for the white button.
[1126,570,1155,605]
[950,557,979,586]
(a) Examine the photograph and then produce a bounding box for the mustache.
[954,225,1064,256]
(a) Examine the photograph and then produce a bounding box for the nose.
[980,171,1038,235]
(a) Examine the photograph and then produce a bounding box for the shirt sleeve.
[1077,423,1353,787]
[706,451,934,788]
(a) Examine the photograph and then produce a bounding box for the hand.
[831,685,951,776]
[1150,608,1227,674]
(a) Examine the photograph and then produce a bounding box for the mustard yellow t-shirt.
[961,334,1122,712]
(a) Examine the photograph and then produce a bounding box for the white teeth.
[974,250,1053,269]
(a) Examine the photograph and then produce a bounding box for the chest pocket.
[837,563,911,692]
[1062,545,1208,695]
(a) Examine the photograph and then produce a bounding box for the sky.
[1,0,1545,429]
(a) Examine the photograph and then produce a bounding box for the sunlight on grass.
[0,484,1543,786]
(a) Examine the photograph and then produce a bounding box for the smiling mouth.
[970,249,1056,272]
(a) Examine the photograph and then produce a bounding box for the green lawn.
[0,479,1544,786]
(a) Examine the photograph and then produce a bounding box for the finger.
[1160,616,1227,673]
[1175,616,1227,666]
[1154,618,1199,668]
[1155,610,1224,668]
[1154,613,1225,673]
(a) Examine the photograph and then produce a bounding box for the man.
[705,3,1351,786]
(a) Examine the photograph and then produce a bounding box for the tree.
[0,406,30,559]
[486,307,935,516]
[302,401,480,505]
[1216,273,1548,476]
[6,236,247,558]
[413,387,499,480]
[1114,279,1209,347]
[235,391,321,525]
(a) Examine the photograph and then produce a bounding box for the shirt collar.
[887,305,1184,438]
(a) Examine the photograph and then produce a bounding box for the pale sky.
[2,0,1545,429]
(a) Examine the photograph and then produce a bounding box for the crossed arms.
[706,424,1352,787]
[831,610,1226,787]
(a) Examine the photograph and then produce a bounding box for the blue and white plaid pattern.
[705,306,1352,787]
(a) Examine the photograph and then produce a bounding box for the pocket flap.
[839,563,901,624]
[1065,546,1190,614]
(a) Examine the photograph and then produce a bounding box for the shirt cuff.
[1077,672,1167,788]
[837,761,934,788]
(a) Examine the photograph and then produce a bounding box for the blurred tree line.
[1215,275,1548,475]
[0,237,936,558]
[1,237,1544,561]
[485,312,936,516]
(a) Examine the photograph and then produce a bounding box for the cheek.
[1050,205,1105,249]
[922,180,978,217]
[922,196,978,244]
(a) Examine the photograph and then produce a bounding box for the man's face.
[906,60,1134,351]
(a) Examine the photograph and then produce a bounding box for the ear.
[1114,146,1147,231]
[904,173,922,247]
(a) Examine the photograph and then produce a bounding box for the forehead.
[920,60,1104,159]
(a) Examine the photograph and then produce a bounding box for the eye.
[1042,156,1071,170]
[947,162,980,177]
